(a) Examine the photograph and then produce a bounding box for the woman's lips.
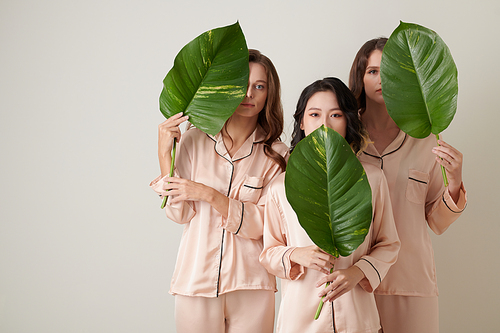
[240,103,255,107]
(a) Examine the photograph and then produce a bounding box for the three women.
[153,42,466,332]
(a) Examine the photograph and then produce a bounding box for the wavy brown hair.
[348,37,387,114]
[290,77,368,155]
[249,49,286,171]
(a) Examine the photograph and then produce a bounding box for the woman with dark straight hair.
[349,38,467,333]
[290,77,368,154]
[260,77,400,333]
[150,49,288,333]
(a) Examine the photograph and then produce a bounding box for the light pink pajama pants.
[175,290,275,333]
[375,295,439,333]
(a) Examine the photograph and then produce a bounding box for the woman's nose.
[246,86,253,98]
[321,117,328,127]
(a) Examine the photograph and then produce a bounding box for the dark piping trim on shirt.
[409,177,428,184]
[243,184,263,189]
[209,135,236,297]
[216,230,225,298]
[442,194,467,213]
[234,202,244,234]
[363,134,408,170]
[331,301,337,333]
[281,248,293,279]
[233,143,254,162]
[359,258,381,283]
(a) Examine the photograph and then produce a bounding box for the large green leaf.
[380,21,458,138]
[285,126,372,258]
[159,22,249,136]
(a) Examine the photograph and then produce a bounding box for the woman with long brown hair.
[150,49,287,333]
[349,38,467,333]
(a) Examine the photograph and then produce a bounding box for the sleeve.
[425,157,467,235]
[259,182,305,281]
[221,148,290,240]
[149,136,196,225]
[354,171,400,293]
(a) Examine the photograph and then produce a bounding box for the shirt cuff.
[221,198,243,234]
[442,182,467,213]
[354,258,381,293]
[149,175,166,196]
[285,247,305,281]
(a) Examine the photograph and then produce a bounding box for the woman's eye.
[331,113,342,118]
[368,69,378,75]
[256,84,265,90]
[309,112,319,117]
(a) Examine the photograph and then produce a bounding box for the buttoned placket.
[209,132,258,296]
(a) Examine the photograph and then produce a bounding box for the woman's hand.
[432,140,463,203]
[289,246,335,275]
[316,266,365,302]
[158,113,189,177]
[162,177,229,217]
[162,177,214,203]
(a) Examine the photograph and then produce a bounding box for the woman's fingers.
[308,256,334,274]
[434,140,463,162]
[433,148,458,165]
[432,140,463,184]
[309,263,331,275]
[290,246,335,273]
[316,266,365,302]
[158,113,189,143]
[437,140,459,153]
[433,145,461,170]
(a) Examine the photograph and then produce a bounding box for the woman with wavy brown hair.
[150,49,287,333]
[349,38,467,333]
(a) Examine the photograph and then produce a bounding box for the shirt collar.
[364,129,407,157]
[209,125,266,162]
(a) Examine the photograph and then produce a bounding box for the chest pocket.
[405,169,430,205]
[238,176,264,204]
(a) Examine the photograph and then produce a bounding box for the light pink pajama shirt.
[358,131,467,333]
[358,131,467,297]
[260,162,400,333]
[150,126,289,298]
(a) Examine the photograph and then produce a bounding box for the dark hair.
[249,49,286,171]
[290,77,368,154]
[348,37,388,114]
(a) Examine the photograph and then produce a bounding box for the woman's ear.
[300,118,304,131]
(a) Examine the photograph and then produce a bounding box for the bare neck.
[223,113,259,157]
[362,99,400,154]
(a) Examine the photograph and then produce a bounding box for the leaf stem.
[314,266,334,320]
[161,138,177,209]
[435,134,449,187]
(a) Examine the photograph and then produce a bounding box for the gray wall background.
[1,0,498,332]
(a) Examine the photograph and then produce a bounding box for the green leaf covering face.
[380,21,458,138]
[159,22,249,136]
[285,126,372,258]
